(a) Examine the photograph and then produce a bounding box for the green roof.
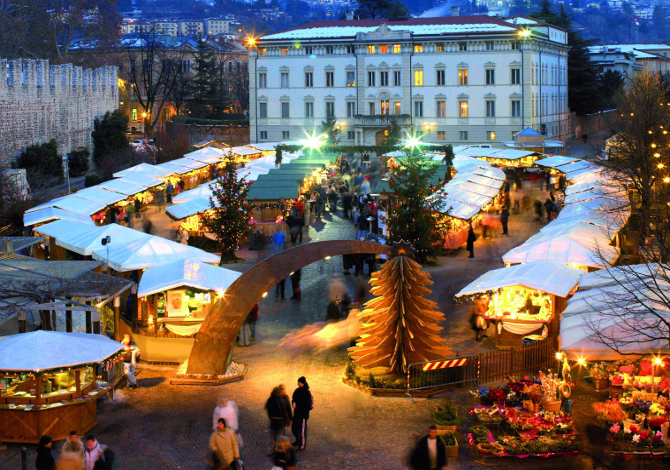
[251,180,300,189]
[247,186,298,201]
[375,165,449,194]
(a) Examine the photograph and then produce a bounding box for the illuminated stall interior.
[455,261,582,348]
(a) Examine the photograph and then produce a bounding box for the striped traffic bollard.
[422,357,467,372]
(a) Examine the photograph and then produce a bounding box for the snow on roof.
[138,258,241,297]
[455,261,582,298]
[504,16,540,25]
[588,44,670,60]
[262,16,518,40]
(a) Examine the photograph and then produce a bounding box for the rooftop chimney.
[346,10,355,20]
[451,6,460,16]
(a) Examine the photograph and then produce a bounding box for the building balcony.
[353,114,411,127]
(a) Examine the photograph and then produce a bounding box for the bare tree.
[166,53,191,117]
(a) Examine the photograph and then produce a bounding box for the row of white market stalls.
[23,145,264,229]
[454,156,631,350]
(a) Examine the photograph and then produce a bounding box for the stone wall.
[0,59,119,166]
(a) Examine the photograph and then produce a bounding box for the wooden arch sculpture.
[186,240,392,376]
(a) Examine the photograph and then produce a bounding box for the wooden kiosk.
[0,331,124,443]
[455,261,582,349]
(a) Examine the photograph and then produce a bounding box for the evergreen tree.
[598,69,624,108]
[349,241,452,374]
[188,38,217,118]
[355,0,393,18]
[320,117,341,145]
[442,144,455,167]
[91,110,129,166]
[14,139,64,187]
[201,162,253,264]
[381,117,402,151]
[387,0,409,19]
[381,150,448,264]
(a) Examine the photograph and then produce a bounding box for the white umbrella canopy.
[0,331,123,373]
[138,258,241,297]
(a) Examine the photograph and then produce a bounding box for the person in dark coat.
[273,436,297,470]
[133,198,141,218]
[410,426,447,470]
[325,298,341,322]
[342,254,353,275]
[275,278,286,300]
[342,192,353,219]
[466,223,476,259]
[290,269,301,300]
[291,376,313,450]
[500,205,510,235]
[265,386,291,455]
[36,435,55,470]
[293,216,304,243]
[544,198,554,222]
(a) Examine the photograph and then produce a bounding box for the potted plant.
[440,432,458,458]
[431,400,463,434]
[591,363,609,391]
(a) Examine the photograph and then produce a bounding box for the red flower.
[630,425,639,434]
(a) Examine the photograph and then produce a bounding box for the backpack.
[93,447,115,470]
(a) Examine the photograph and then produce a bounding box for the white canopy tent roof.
[451,173,505,190]
[431,197,481,220]
[0,331,123,372]
[23,207,95,227]
[473,167,506,181]
[454,147,500,158]
[98,178,151,196]
[34,221,151,256]
[455,261,582,298]
[247,142,282,152]
[167,197,213,220]
[168,157,209,170]
[577,263,669,290]
[564,188,627,205]
[532,221,616,244]
[447,179,500,198]
[138,258,241,297]
[568,167,607,184]
[446,188,492,207]
[184,147,226,164]
[565,180,621,197]
[502,234,619,268]
[546,211,627,232]
[91,236,219,271]
[555,160,594,174]
[535,156,581,168]
[113,163,175,178]
[25,195,107,216]
[561,197,628,214]
[484,149,537,160]
[173,185,214,204]
[74,187,128,206]
[226,146,262,157]
[154,161,194,175]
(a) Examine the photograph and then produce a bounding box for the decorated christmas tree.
[349,241,452,374]
[201,161,253,265]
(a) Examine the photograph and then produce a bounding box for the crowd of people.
[35,432,114,470]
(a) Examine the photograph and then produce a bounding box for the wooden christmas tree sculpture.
[349,241,452,374]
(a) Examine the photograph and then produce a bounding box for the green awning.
[247,186,298,201]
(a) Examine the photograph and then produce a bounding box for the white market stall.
[24,207,95,228]
[0,331,123,443]
[113,163,175,179]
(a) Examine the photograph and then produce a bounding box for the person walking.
[60,431,84,469]
[291,376,313,451]
[120,334,139,389]
[342,192,353,219]
[544,198,554,222]
[36,435,55,470]
[275,278,286,300]
[134,197,141,218]
[166,181,173,204]
[325,297,341,323]
[209,418,240,470]
[410,425,447,470]
[533,199,543,221]
[290,269,302,300]
[237,311,252,347]
[500,205,510,235]
[273,436,298,470]
[213,397,243,453]
[272,230,286,254]
[62,431,84,456]
[466,223,476,259]
[83,435,105,470]
[356,211,369,240]
[141,216,152,234]
[266,386,291,455]
[328,185,338,213]
[249,303,258,340]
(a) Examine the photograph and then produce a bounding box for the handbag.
[230,459,244,470]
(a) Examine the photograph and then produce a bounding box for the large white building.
[250,14,570,146]
[588,44,670,77]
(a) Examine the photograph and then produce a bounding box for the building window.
[437,100,445,117]
[486,69,495,85]
[436,42,444,52]
[259,103,267,118]
[281,48,288,55]
[304,46,313,55]
[259,73,267,88]
[369,102,375,115]
[260,131,268,139]
[326,46,334,54]
[368,71,375,87]
[414,101,423,117]
[414,44,423,53]
[181,59,191,73]
[459,42,467,51]
[511,68,521,84]
[347,131,355,140]
[131,108,137,121]
[393,44,401,53]
[485,41,494,51]
[459,101,468,117]
[380,45,388,53]
[394,102,401,115]
[236,61,241,73]
[282,131,290,139]
[305,72,313,87]
[393,70,401,86]
[347,46,355,54]
[458,70,468,85]
[281,102,289,118]
[347,102,356,117]
[487,131,496,141]
[368,45,376,54]
[436,69,445,86]
[305,102,313,118]
[486,100,495,117]
[459,131,468,140]
[511,42,520,50]
[380,71,388,87]
[414,70,423,86]
[346,71,355,86]
[512,100,521,117]
[326,71,334,87]
[437,131,445,140]
[281,72,289,88]
[380,100,389,115]
[228,61,234,73]
[259,48,267,56]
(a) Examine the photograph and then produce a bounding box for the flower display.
[592,400,624,423]
[632,434,640,443]
[610,423,621,434]
[650,403,666,416]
